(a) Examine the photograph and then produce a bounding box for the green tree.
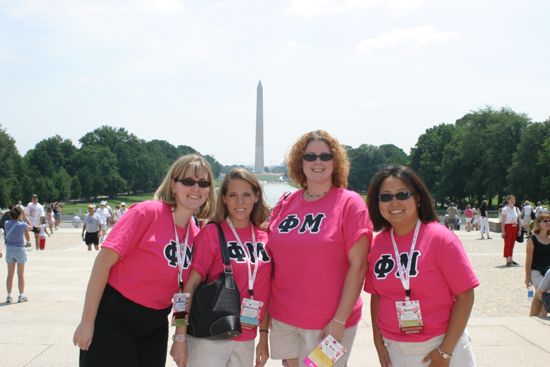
[80,126,143,193]
[347,144,386,192]
[0,125,24,207]
[73,145,125,199]
[410,123,455,204]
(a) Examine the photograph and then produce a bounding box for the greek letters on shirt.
[164,240,192,268]
[277,213,326,234]
[373,251,422,279]
[227,241,271,264]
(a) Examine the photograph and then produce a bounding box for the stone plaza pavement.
[0,225,549,366]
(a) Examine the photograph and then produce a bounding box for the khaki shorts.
[270,318,358,366]
[187,336,254,367]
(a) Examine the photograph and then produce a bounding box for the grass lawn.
[61,193,154,215]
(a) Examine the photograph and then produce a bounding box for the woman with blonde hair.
[525,212,550,317]
[267,130,372,367]
[172,167,272,366]
[74,154,216,367]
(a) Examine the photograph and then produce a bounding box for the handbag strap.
[214,222,233,274]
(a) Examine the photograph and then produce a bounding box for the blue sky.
[1,0,549,166]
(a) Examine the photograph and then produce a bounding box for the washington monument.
[255,80,264,173]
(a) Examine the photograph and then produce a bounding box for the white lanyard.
[226,217,258,298]
[172,212,191,291]
[390,219,421,300]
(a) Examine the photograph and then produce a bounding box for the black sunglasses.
[173,177,211,188]
[302,153,334,162]
[378,191,413,202]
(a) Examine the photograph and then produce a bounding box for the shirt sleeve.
[101,203,153,259]
[341,191,373,252]
[190,224,218,281]
[437,234,479,296]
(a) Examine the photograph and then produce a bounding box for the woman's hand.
[170,339,188,367]
[255,334,269,367]
[375,342,392,367]
[319,320,345,342]
[525,275,532,288]
[423,348,451,367]
[73,320,94,351]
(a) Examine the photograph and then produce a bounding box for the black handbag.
[516,227,525,243]
[187,222,242,339]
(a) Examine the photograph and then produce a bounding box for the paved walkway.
[0,226,549,366]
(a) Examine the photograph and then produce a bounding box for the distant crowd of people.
[443,197,550,321]
[0,196,130,305]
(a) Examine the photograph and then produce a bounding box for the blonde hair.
[154,154,216,219]
[211,168,270,226]
[286,130,349,188]
[533,212,550,235]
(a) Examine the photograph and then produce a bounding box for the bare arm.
[255,311,270,367]
[320,235,369,342]
[170,269,203,367]
[371,294,392,367]
[525,239,534,287]
[73,248,120,350]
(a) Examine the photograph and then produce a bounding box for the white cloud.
[284,41,310,49]
[286,0,424,17]
[9,0,185,18]
[355,25,463,61]
[287,0,381,17]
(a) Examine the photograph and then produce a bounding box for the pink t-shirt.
[464,208,473,218]
[268,188,373,329]
[103,200,199,310]
[191,221,271,342]
[364,221,479,342]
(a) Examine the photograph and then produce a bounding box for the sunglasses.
[378,191,413,202]
[173,177,211,188]
[302,153,334,162]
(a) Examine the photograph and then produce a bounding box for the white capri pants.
[479,217,490,237]
[186,336,254,367]
[270,318,358,367]
[383,330,475,367]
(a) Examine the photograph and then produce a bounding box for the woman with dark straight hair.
[365,165,478,367]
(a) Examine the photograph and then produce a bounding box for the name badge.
[395,299,424,334]
[240,298,263,329]
[304,334,347,367]
[171,292,190,327]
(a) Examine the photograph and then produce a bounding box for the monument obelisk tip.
[255,81,264,174]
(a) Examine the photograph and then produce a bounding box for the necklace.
[304,189,329,199]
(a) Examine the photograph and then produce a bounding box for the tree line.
[0,126,222,207]
[1,106,549,208]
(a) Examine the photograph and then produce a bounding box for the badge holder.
[395,297,424,334]
[240,297,263,330]
[171,290,190,327]
[304,335,347,367]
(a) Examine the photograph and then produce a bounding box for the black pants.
[80,284,171,367]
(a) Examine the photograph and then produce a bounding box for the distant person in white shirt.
[113,202,128,224]
[26,194,44,250]
[95,201,111,242]
[72,215,82,228]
